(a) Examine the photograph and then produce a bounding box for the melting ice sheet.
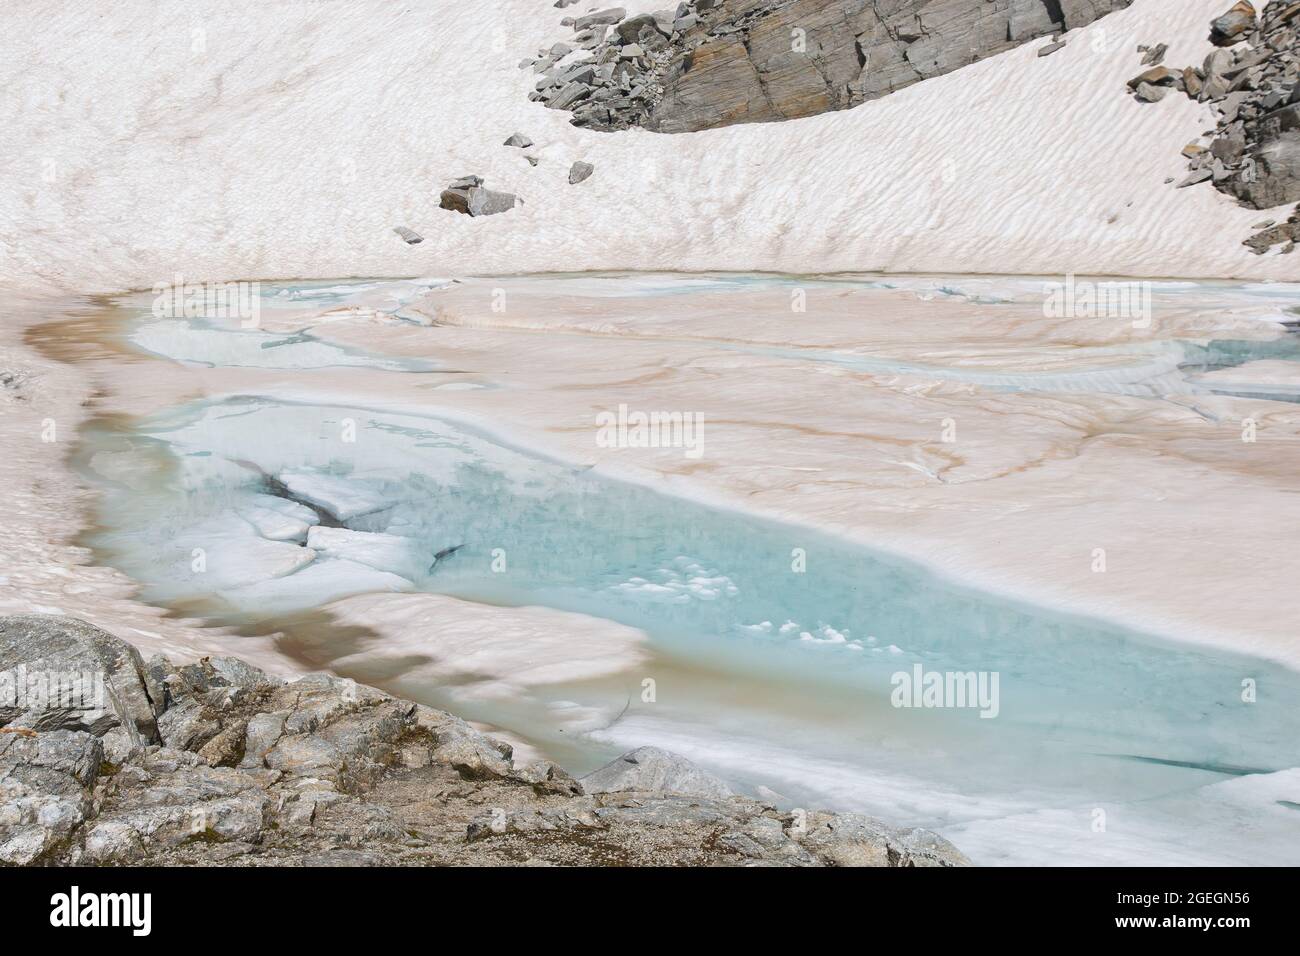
[128,319,435,371]
[80,395,1300,866]
[122,277,451,370]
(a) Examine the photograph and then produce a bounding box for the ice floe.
[305,526,428,581]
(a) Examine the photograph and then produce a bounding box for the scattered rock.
[1037,40,1067,58]
[1140,42,1169,66]
[392,226,423,244]
[1135,82,1171,103]
[568,160,595,184]
[1136,2,1300,212]
[1127,66,1181,91]
[1210,1,1258,47]
[1178,168,1215,187]
[1243,202,1300,253]
[573,8,627,32]
[439,177,520,217]
[503,132,534,148]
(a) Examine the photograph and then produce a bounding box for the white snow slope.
[1,0,1295,295]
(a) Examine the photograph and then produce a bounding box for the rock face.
[529,0,1134,133]
[1133,2,1300,224]
[0,616,969,867]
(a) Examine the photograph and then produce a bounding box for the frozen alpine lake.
[52,273,1300,866]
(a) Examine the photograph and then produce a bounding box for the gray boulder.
[549,81,594,111]
[516,760,584,796]
[0,615,159,742]
[416,706,513,780]
[440,181,520,217]
[568,160,595,184]
[581,746,733,799]
[573,7,627,31]
[393,226,423,244]
[615,14,662,45]
[1140,42,1169,66]
[0,729,102,864]
[1135,82,1170,103]
[793,811,971,867]
[1210,1,1257,47]
[157,698,221,752]
[1230,105,1300,208]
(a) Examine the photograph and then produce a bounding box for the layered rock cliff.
[530,0,1134,132]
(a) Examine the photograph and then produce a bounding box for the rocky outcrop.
[0,616,969,867]
[581,745,734,799]
[0,615,160,743]
[1242,201,1299,252]
[1134,2,1300,221]
[527,0,1134,133]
